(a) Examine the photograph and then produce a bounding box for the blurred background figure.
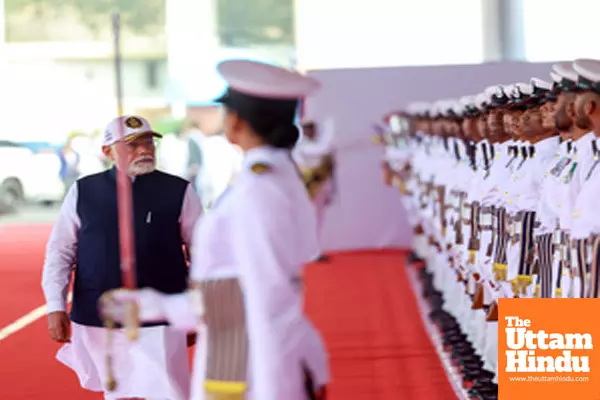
[58,135,105,195]
[196,130,242,208]
[293,119,336,262]
[158,122,204,190]
[158,127,192,178]
[183,121,205,193]
[69,135,104,179]
[59,137,80,196]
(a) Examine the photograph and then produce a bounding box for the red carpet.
[0,224,52,326]
[0,224,457,399]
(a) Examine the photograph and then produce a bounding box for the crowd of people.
[379,58,600,400]
[41,59,336,400]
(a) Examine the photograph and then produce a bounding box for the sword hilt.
[103,301,117,392]
[124,300,140,341]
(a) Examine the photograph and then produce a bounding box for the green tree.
[217,0,294,46]
[64,0,165,36]
[5,0,295,45]
[5,0,165,37]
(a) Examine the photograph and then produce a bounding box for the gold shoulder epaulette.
[250,162,271,174]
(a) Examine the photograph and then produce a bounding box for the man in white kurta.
[42,115,203,400]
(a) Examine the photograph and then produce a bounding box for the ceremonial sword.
[104,12,139,392]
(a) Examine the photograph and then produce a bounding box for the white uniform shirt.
[450,140,474,235]
[536,139,571,235]
[560,132,595,233]
[190,146,322,400]
[570,137,600,239]
[481,142,508,209]
[512,136,559,212]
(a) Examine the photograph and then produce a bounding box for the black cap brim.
[214,89,231,104]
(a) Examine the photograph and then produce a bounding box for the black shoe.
[408,251,423,264]
[478,370,495,380]
[452,349,476,359]
[475,391,497,400]
[459,356,482,366]
[315,254,331,263]
[443,333,467,343]
[468,386,497,399]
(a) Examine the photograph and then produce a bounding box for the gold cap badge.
[124,116,143,129]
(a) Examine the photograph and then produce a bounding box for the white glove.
[99,288,167,324]
[99,287,206,331]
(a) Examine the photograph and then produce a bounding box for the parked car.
[0,140,64,213]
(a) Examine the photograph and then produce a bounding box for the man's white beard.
[128,158,156,176]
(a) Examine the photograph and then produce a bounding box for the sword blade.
[111,13,137,290]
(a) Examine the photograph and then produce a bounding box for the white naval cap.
[515,82,533,96]
[459,95,475,106]
[503,83,517,95]
[550,71,562,84]
[415,102,431,116]
[503,83,521,98]
[529,78,554,103]
[436,99,453,116]
[487,84,513,108]
[484,85,505,99]
[573,58,600,84]
[450,99,465,116]
[505,84,523,104]
[406,101,429,116]
[428,101,440,117]
[439,99,453,111]
[404,102,418,115]
[474,92,489,110]
[435,99,452,115]
[102,115,162,147]
[405,102,417,114]
[459,95,479,117]
[456,95,472,110]
[215,59,320,101]
[530,78,552,91]
[552,61,578,83]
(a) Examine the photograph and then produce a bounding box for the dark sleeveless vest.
[70,168,189,327]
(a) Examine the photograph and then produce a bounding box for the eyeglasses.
[125,137,156,150]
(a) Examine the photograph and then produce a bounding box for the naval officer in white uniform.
[99,60,330,400]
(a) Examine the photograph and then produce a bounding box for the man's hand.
[48,311,71,343]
